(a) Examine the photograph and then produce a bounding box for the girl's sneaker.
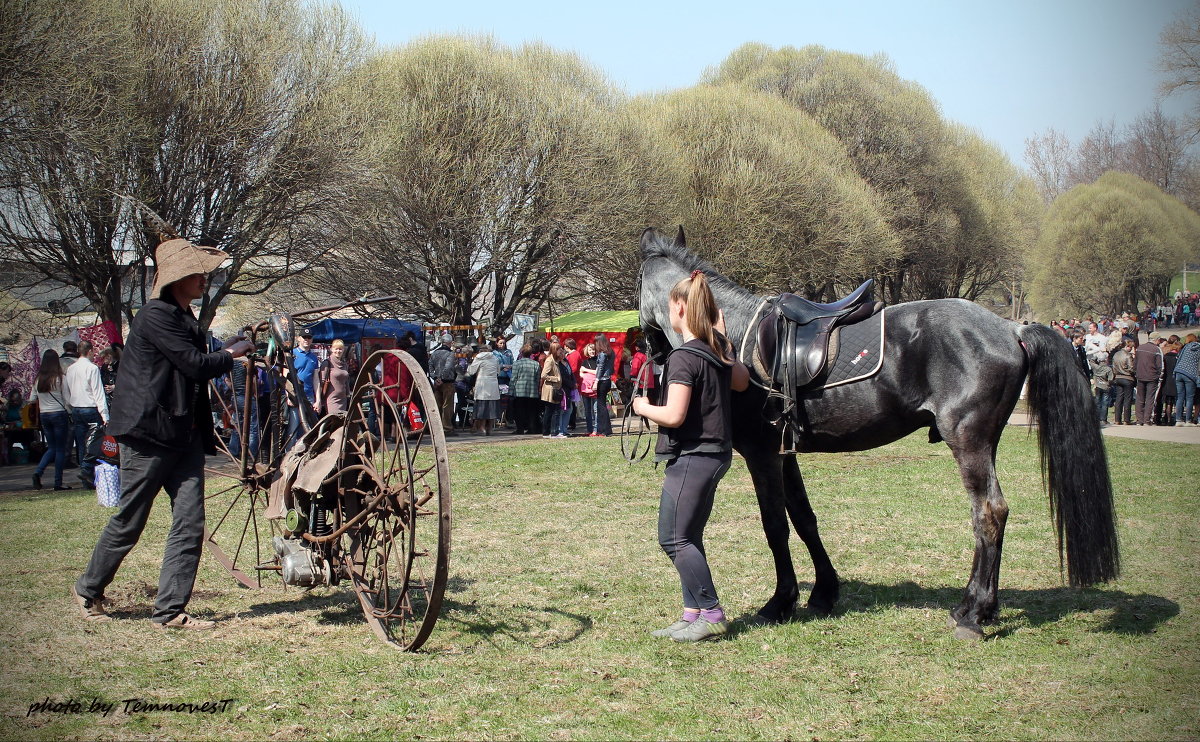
[670,617,728,642]
[651,620,693,638]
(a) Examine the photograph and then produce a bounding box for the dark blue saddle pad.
[820,307,887,389]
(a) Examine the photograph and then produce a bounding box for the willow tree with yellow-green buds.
[630,84,899,299]
[704,43,1041,305]
[1029,171,1200,318]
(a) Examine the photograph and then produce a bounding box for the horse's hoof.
[953,624,985,641]
[806,598,834,617]
[754,604,795,625]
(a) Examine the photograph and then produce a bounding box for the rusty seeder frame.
[203,297,452,651]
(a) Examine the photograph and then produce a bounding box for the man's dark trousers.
[1135,379,1160,425]
[72,407,104,487]
[75,435,206,623]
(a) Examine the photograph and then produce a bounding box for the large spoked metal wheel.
[203,359,286,588]
[335,350,451,651]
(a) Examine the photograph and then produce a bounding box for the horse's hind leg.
[780,455,839,615]
[948,443,1009,640]
[743,451,800,622]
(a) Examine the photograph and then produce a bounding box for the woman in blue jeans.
[593,334,615,436]
[31,349,72,490]
[1175,333,1200,425]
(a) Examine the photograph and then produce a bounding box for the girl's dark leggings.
[658,452,732,610]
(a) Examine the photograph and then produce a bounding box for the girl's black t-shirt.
[654,339,733,462]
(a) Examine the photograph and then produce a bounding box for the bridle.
[622,263,664,464]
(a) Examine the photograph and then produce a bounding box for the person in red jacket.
[629,339,657,404]
[564,339,582,431]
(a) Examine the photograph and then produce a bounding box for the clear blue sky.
[339,0,1194,167]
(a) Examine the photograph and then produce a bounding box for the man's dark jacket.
[108,297,233,453]
[1073,344,1091,380]
[1134,341,1163,382]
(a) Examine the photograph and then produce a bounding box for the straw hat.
[149,238,229,300]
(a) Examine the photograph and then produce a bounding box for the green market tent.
[538,310,640,333]
[538,310,642,378]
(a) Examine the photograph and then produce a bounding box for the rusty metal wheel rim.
[338,350,451,651]
[203,359,285,588]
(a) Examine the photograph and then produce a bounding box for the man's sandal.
[152,613,215,631]
[71,586,111,622]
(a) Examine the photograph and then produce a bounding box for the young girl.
[632,270,749,642]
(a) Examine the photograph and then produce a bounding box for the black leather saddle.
[756,279,883,393]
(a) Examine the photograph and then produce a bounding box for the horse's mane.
[640,228,758,304]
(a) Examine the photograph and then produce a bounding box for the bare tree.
[1159,7,1200,140]
[1069,119,1126,187]
[125,0,371,329]
[1024,128,1074,204]
[1124,106,1191,193]
[0,0,144,326]
[0,0,371,330]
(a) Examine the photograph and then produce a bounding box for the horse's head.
[636,226,761,366]
[637,226,689,364]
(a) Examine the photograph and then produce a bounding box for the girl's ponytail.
[669,270,731,364]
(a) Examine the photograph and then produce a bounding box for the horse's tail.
[1018,324,1120,586]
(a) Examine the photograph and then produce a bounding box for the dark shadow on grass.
[226,574,593,648]
[435,574,593,650]
[733,579,1178,638]
[240,588,369,625]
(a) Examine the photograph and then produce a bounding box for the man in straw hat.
[72,238,254,630]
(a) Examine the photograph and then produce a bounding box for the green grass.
[1,429,1197,740]
[1169,270,1196,297]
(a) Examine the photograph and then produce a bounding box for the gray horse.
[636,227,1119,639]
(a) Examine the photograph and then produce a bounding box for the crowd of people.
[425,332,654,439]
[1059,316,1200,427]
[204,323,656,464]
[1,340,120,491]
[1046,291,1200,341]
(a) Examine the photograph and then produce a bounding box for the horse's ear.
[640,227,659,255]
[674,225,686,248]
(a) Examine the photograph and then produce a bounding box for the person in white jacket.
[466,343,500,435]
[64,340,109,488]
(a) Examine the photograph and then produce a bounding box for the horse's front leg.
[744,451,800,622]
[780,455,839,615]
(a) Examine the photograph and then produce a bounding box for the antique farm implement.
[202,297,451,651]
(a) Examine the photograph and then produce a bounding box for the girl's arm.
[713,310,751,392]
[729,358,750,392]
[632,382,691,428]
